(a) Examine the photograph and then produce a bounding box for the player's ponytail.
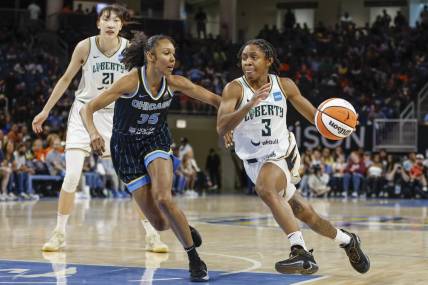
[121,31,147,70]
[121,33,175,70]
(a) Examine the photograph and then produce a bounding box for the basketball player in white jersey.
[217,39,370,275]
[32,5,168,253]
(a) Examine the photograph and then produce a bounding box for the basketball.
[315,98,357,140]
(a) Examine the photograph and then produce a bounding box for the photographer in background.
[385,160,411,198]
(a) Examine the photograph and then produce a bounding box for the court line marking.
[292,275,330,284]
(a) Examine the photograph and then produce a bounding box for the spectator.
[195,8,207,39]
[178,137,193,160]
[75,4,84,14]
[45,137,65,177]
[14,143,36,199]
[182,153,197,194]
[284,8,296,30]
[331,154,346,196]
[0,144,12,201]
[409,154,428,198]
[308,163,331,197]
[343,152,366,198]
[27,1,41,20]
[385,160,411,198]
[366,153,384,197]
[3,141,17,201]
[205,148,221,190]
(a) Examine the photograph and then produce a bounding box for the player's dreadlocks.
[121,33,175,70]
[237,39,280,74]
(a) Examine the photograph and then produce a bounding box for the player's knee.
[154,192,173,209]
[255,184,277,203]
[62,170,81,193]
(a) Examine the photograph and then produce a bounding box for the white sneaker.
[0,194,6,201]
[42,230,66,252]
[145,233,169,253]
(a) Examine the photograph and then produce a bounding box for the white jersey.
[75,36,128,109]
[233,74,290,160]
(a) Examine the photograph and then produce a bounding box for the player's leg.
[255,162,317,274]
[288,191,370,273]
[42,149,86,252]
[146,157,208,282]
[132,189,169,253]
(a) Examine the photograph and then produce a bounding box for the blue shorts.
[110,127,180,192]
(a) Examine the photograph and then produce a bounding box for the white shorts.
[65,100,113,156]
[244,157,296,201]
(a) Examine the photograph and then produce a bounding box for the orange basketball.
[315,98,357,140]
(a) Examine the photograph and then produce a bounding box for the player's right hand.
[32,110,49,134]
[249,83,271,107]
[90,132,105,156]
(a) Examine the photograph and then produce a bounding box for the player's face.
[152,39,176,75]
[97,11,123,38]
[241,44,272,81]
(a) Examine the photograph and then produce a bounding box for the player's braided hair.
[237,39,280,74]
[121,32,175,70]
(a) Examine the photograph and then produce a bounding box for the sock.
[55,213,69,234]
[287,231,307,251]
[141,219,159,237]
[334,228,351,246]
[185,245,200,263]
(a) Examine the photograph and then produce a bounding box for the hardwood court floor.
[0,195,427,284]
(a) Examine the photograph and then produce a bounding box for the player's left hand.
[224,131,234,149]
[90,132,105,156]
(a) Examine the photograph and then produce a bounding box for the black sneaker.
[275,246,318,275]
[190,226,202,247]
[340,229,370,274]
[189,259,209,282]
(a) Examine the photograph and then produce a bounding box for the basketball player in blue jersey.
[80,33,220,282]
[32,5,168,253]
[217,39,370,275]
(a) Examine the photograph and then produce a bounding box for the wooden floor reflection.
[1,195,427,284]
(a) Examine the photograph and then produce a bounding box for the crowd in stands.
[297,148,428,199]
[1,5,428,200]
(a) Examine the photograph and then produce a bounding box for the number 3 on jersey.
[262,119,271,136]
[102,72,114,85]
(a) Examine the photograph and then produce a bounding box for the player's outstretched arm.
[80,69,138,155]
[217,81,271,136]
[281,77,316,125]
[168,75,220,108]
[32,39,89,134]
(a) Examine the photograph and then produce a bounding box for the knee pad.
[61,150,86,193]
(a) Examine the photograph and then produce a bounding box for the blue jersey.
[113,66,174,138]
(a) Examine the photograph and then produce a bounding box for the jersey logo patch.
[273,91,282,101]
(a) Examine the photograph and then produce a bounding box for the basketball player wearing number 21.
[217,39,370,275]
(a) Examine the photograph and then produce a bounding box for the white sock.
[334,228,351,246]
[287,231,307,250]
[141,219,159,237]
[56,213,69,234]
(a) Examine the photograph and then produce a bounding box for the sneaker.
[351,192,358,198]
[145,233,169,253]
[190,226,202,247]
[275,246,318,275]
[42,230,66,252]
[189,259,209,282]
[340,229,370,273]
